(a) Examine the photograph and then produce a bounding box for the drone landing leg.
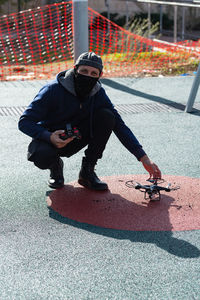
[150,191,161,201]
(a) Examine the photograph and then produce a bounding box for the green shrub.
[134,13,173,30]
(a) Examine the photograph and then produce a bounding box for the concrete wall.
[0,0,146,16]
[88,0,150,15]
[0,0,47,15]
[0,0,199,32]
[88,0,200,32]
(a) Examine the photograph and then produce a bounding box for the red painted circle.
[46,175,200,231]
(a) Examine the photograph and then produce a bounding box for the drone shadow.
[46,186,200,259]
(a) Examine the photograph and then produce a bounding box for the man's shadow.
[46,185,200,259]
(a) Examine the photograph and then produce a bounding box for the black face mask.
[74,71,99,99]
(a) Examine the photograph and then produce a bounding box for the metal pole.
[148,3,151,38]
[7,0,10,15]
[18,0,21,12]
[185,62,200,113]
[105,0,110,34]
[160,5,163,35]
[107,0,110,22]
[73,0,89,62]
[174,5,177,43]
[105,0,110,21]
[182,6,185,40]
[126,1,129,29]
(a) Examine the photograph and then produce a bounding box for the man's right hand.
[50,130,74,148]
[140,155,162,180]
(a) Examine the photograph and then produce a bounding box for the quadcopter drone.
[125,178,180,201]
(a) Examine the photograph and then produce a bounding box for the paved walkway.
[0,76,200,299]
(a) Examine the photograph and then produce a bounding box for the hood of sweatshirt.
[57,69,102,97]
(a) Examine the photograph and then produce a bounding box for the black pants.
[27,108,115,170]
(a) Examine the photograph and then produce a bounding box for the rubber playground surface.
[1,76,200,299]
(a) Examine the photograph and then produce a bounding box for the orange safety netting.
[0,1,199,81]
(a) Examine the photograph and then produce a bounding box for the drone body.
[126,179,179,201]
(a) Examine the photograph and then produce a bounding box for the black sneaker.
[48,158,64,189]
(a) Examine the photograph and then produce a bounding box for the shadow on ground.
[46,184,176,232]
[48,207,200,259]
[102,78,200,115]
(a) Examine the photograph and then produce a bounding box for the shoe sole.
[78,179,108,191]
[48,181,64,189]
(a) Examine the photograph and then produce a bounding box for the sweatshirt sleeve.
[18,84,52,142]
[100,88,146,161]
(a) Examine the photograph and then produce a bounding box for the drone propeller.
[170,186,180,191]
[147,178,164,184]
[125,180,141,189]
[165,182,180,191]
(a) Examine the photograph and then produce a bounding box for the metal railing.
[118,0,200,42]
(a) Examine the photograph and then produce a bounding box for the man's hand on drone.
[140,155,162,180]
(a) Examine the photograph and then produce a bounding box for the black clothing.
[28,108,115,169]
[18,69,146,161]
